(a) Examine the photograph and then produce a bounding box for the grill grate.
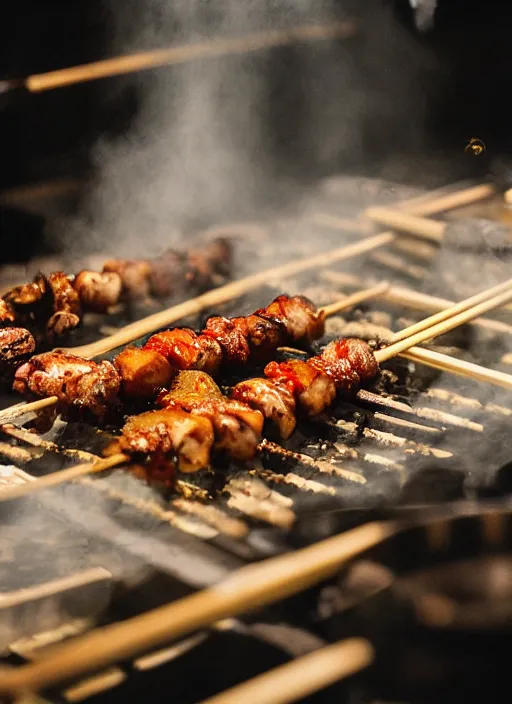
[1,176,512,703]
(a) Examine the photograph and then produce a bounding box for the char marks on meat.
[13,352,120,419]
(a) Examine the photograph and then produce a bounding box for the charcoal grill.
[1,177,512,704]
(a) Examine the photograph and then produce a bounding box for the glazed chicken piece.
[144,328,223,375]
[3,274,47,309]
[116,408,214,474]
[202,316,251,365]
[73,270,123,312]
[46,272,82,340]
[158,370,264,461]
[256,294,325,343]
[0,327,36,375]
[265,359,336,416]
[13,352,120,420]
[231,377,297,440]
[114,346,174,398]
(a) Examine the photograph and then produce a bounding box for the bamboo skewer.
[388,277,512,343]
[0,454,128,503]
[374,286,512,363]
[401,346,512,392]
[364,207,445,242]
[2,23,356,94]
[200,638,375,704]
[0,521,394,696]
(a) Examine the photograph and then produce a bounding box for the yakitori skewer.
[200,638,374,704]
[2,280,512,500]
[0,285,388,424]
[0,521,392,696]
[0,23,355,95]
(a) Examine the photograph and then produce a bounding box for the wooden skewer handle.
[364,207,446,242]
[200,638,375,704]
[376,286,512,363]
[401,346,512,392]
[0,521,394,695]
[321,281,390,318]
[390,277,512,343]
[25,23,356,93]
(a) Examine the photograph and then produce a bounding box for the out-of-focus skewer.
[0,23,356,95]
[200,638,375,704]
[0,521,393,696]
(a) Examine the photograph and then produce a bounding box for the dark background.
[1,1,511,194]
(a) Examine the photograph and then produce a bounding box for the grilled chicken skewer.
[0,237,232,357]
[12,293,331,420]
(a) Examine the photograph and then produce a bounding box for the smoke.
[52,0,435,260]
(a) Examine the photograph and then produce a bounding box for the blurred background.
[1,0,511,259]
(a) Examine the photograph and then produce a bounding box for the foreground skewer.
[200,638,374,704]
[0,521,393,696]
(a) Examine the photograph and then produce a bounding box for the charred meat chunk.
[0,327,36,375]
[256,294,325,343]
[102,260,152,301]
[13,352,120,420]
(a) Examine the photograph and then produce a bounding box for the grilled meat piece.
[144,329,223,375]
[256,294,325,343]
[73,270,123,312]
[0,327,36,375]
[147,251,185,299]
[0,300,16,326]
[203,316,251,365]
[265,359,336,416]
[265,338,377,416]
[144,294,326,375]
[117,408,214,473]
[46,272,82,340]
[103,259,152,300]
[159,370,264,461]
[4,274,47,308]
[231,377,296,439]
[114,346,174,398]
[13,352,120,419]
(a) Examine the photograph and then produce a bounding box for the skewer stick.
[389,277,512,343]
[200,638,375,704]
[375,286,512,363]
[63,235,395,359]
[364,207,446,242]
[0,454,127,503]
[11,23,356,94]
[400,346,512,392]
[319,280,390,318]
[0,521,394,696]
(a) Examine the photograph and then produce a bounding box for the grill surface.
[1,175,512,703]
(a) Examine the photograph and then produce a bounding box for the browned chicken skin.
[46,272,82,340]
[116,408,214,474]
[0,300,16,326]
[13,352,120,419]
[159,370,264,461]
[231,377,297,440]
[0,328,36,375]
